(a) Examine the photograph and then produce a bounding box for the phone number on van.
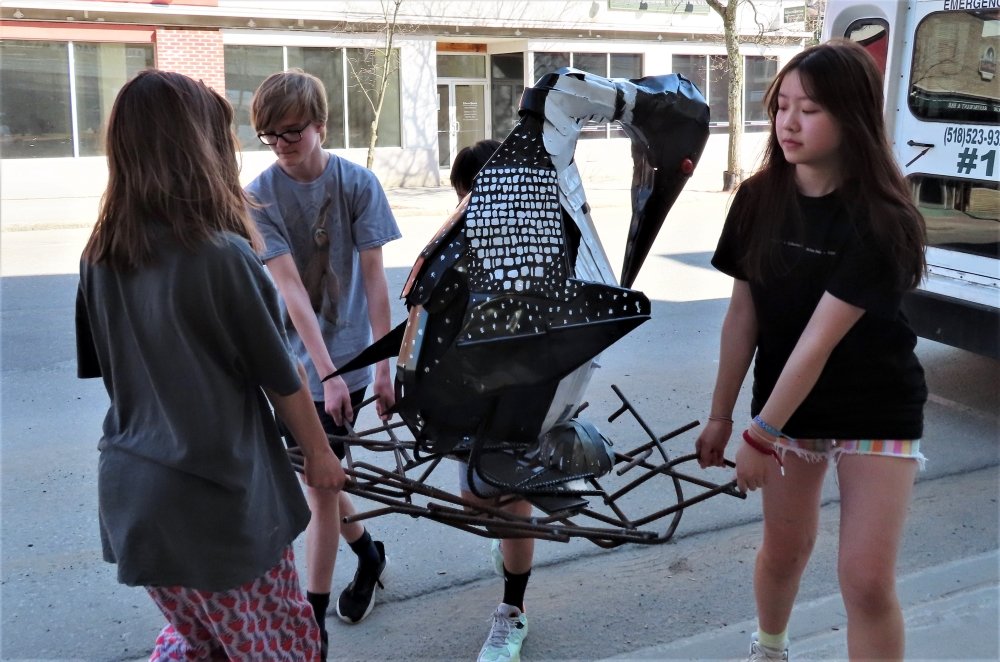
[943,126,1000,147]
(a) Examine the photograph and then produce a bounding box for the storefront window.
[674,53,774,131]
[744,56,777,127]
[491,53,524,140]
[0,41,72,158]
[611,53,643,79]
[533,52,570,83]
[224,46,283,151]
[708,55,730,128]
[535,51,643,139]
[74,43,155,156]
[437,53,486,78]
[347,48,401,149]
[572,53,606,76]
[672,54,707,93]
[224,45,401,151]
[0,40,150,159]
[288,47,345,149]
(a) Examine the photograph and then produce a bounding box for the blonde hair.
[250,69,329,144]
[84,69,261,269]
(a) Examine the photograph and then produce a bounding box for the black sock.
[348,529,381,568]
[307,591,330,629]
[502,567,531,611]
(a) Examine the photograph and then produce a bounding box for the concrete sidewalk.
[125,550,998,662]
[601,550,1000,661]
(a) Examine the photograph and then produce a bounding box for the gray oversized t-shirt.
[76,229,310,591]
[246,154,401,397]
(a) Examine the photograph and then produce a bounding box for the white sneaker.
[748,635,788,661]
[477,602,528,662]
[490,539,504,576]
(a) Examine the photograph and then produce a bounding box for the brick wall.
[154,27,224,92]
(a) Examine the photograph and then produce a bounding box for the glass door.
[437,82,487,168]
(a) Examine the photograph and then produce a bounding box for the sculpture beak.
[617,76,710,288]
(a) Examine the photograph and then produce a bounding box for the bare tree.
[705,0,746,191]
[703,1,828,190]
[347,0,405,169]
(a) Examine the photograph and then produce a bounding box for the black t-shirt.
[712,185,926,439]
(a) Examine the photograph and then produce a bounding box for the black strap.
[323,320,407,379]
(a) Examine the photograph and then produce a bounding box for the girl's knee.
[839,563,897,613]
[759,527,817,571]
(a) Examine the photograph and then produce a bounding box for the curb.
[598,549,999,661]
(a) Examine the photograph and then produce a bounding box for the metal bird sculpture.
[290,69,744,547]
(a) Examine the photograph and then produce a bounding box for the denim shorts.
[774,437,926,470]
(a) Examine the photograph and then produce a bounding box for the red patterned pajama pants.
[146,546,320,661]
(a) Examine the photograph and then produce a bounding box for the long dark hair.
[84,69,260,269]
[736,39,926,288]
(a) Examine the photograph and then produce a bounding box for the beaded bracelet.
[742,429,785,476]
[752,415,783,439]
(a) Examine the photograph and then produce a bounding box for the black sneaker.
[336,540,388,624]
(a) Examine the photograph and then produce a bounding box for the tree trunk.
[367,119,378,170]
[364,0,402,171]
[723,4,744,191]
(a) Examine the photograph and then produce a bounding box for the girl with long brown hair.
[76,69,344,660]
[695,39,928,661]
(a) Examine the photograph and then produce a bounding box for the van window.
[844,19,889,76]
[909,10,1000,124]
[910,174,999,259]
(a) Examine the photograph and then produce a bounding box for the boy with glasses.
[246,69,401,659]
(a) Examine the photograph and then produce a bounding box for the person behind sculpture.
[449,137,533,662]
[695,39,928,662]
[75,69,345,661]
[451,139,502,200]
[245,69,401,654]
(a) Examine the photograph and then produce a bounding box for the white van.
[824,0,999,358]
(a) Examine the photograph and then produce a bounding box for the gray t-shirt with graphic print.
[247,154,401,398]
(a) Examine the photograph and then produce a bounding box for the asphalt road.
[2,187,997,661]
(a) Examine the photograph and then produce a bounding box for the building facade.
[0,0,810,225]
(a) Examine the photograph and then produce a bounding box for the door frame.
[437,79,490,169]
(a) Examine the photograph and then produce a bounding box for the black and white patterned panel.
[464,166,567,298]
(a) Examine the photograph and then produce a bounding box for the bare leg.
[754,454,828,635]
[338,491,365,544]
[837,454,916,660]
[304,484,340,594]
[500,498,534,575]
[461,490,534,575]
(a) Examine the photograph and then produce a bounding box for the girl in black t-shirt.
[694,40,927,661]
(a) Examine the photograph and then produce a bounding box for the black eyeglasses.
[257,122,312,146]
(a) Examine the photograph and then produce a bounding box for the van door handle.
[905,140,934,167]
